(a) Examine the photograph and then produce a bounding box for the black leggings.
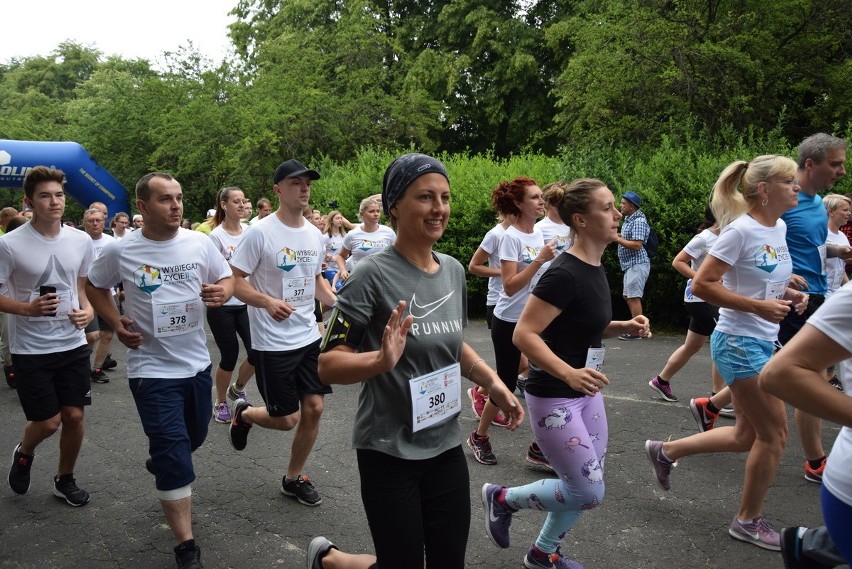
[206,304,254,371]
[490,316,520,393]
[357,446,470,569]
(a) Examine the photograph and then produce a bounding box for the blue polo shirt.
[781,192,828,295]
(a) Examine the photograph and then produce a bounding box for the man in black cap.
[614,190,652,340]
[227,159,337,507]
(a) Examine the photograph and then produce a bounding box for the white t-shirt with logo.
[209,224,247,307]
[681,229,718,303]
[88,228,232,377]
[535,217,572,255]
[230,216,324,351]
[342,224,396,268]
[710,215,792,341]
[90,233,115,259]
[478,223,506,307]
[805,281,852,507]
[0,224,93,354]
[323,233,346,264]
[494,225,544,323]
[825,228,849,296]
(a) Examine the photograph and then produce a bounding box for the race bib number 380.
[409,363,461,432]
[154,299,202,337]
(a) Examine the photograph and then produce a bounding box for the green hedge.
[309,132,851,330]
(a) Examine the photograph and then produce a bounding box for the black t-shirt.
[525,253,612,399]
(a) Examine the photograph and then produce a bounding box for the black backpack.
[644,228,660,259]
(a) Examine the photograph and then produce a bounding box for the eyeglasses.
[766,178,800,187]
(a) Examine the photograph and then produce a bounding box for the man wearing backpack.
[615,191,652,339]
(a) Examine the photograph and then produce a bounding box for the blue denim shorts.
[623,263,650,298]
[710,331,774,385]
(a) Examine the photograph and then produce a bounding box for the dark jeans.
[129,366,212,491]
[357,446,470,569]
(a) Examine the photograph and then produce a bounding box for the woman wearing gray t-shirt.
[307,153,523,569]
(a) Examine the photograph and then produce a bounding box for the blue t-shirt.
[781,192,828,295]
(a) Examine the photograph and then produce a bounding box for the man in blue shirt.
[779,133,849,485]
[615,191,651,340]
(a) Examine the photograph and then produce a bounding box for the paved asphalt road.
[0,318,837,569]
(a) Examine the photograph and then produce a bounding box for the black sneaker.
[525,442,554,471]
[228,400,252,451]
[90,368,109,383]
[4,365,15,389]
[53,473,90,506]
[466,431,497,465]
[829,377,843,392]
[8,443,33,494]
[174,540,203,569]
[282,475,322,506]
[102,354,118,370]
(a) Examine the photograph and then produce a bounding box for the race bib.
[29,290,73,321]
[765,280,787,301]
[585,346,606,373]
[283,276,315,307]
[154,299,202,337]
[409,363,461,433]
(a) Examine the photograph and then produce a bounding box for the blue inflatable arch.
[0,140,131,217]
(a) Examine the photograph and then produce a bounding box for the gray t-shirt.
[332,246,467,460]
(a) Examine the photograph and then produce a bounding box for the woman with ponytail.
[645,155,807,551]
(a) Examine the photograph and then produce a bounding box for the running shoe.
[526,442,554,471]
[468,387,487,418]
[644,440,675,491]
[491,410,511,427]
[718,404,736,418]
[174,540,202,569]
[213,402,231,424]
[467,431,497,465]
[90,368,109,384]
[517,375,527,399]
[53,474,90,506]
[524,545,585,569]
[102,354,118,370]
[481,483,513,548]
[618,334,641,340]
[282,475,322,506]
[307,537,337,569]
[227,383,248,405]
[728,514,781,551]
[804,457,826,484]
[828,377,843,392]
[689,397,718,432]
[8,443,33,494]
[780,527,831,569]
[648,376,677,402]
[229,400,252,451]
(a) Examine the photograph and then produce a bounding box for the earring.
[761,198,768,207]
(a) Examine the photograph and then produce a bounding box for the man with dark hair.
[0,166,95,507]
[87,172,233,569]
[228,159,337,507]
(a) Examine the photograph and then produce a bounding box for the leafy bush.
[311,129,852,330]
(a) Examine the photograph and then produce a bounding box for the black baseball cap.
[273,159,320,184]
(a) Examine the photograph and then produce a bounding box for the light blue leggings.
[504,393,608,553]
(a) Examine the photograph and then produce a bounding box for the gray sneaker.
[728,515,781,551]
[644,440,675,491]
[306,537,337,569]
